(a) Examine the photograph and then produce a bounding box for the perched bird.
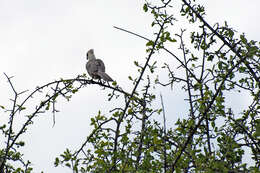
[86,49,113,82]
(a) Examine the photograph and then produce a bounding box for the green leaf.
[45,102,50,110]
[165,32,177,42]
[65,163,71,168]
[207,55,214,61]
[218,61,223,70]
[0,124,6,129]
[112,81,117,86]
[16,141,25,147]
[128,108,133,114]
[72,89,78,94]
[54,157,60,167]
[143,4,148,12]
[240,34,247,44]
[19,107,26,111]
[146,40,154,47]
[168,38,177,42]
[255,119,260,137]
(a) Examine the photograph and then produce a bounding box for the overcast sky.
[1,0,260,172]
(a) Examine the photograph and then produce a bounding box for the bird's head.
[86,49,94,60]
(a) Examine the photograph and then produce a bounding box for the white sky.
[0,0,260,172]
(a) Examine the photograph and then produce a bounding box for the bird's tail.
[97,72,113,82]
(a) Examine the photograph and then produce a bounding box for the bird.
[86,49,113,82]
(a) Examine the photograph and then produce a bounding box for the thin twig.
[1,73,17,172]
[113,26,150,41]
[160,93,167,173]
[113,26,200,83]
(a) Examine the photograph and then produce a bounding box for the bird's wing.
[95,59,106,72]
[86,59,98,76]
[86,61,91,75]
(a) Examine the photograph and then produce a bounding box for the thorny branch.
[135,76,150,170]
[0,74,139,172]
[182,0,259,83]
[170,51,251,172]
[114,2,259,171]
[110,16,170,171]
[1,1,259,172]
[177,30,195,119]
[1,73,18,173]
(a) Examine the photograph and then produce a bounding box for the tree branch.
[182,0,259,83]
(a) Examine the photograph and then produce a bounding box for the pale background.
[0,0,259,172]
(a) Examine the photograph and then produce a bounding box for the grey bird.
[86,49,113,82]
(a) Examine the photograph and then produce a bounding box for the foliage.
[1,0,260,173]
